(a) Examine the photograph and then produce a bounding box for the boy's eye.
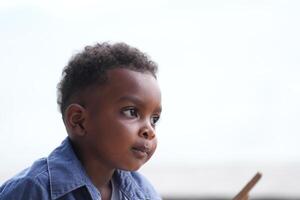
[122,107,138,118]
[150,115,160,126]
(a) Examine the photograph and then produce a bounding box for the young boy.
[0,43,162,200]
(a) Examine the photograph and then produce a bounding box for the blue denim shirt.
[0,137,161,200]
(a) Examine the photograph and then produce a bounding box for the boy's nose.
[138,126,155,140]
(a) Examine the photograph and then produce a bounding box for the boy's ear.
[64,104,87,137]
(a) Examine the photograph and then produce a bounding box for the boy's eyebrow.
[118,95,162,113]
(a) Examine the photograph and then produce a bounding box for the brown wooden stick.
[232,172,262,200]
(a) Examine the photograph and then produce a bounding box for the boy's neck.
[84,159,115,189]
[84,161,113,200]
[70,139,115,189]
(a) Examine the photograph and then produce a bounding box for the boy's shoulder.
[0,138,91,200]
[6,157,48,182]
[0,158,50,199]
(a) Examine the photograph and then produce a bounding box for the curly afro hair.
[57,42,158,117]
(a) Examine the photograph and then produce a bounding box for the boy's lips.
[131,143,151,158]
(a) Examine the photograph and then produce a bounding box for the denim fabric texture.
[0,137,161,200]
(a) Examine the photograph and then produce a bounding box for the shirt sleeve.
[0,177,50,200]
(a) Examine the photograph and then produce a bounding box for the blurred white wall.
[0,0,300,197]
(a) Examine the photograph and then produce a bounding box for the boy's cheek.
[115,120,140,133]
[150,139,158,155]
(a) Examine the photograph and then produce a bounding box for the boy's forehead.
[105,68,156,88]
[107,68,154,79]
[84,68,160,104]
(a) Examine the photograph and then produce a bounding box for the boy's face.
[82,68,161,171]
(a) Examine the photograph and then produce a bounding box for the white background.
[1,0,300,197]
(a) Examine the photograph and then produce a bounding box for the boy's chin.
[119,163,144,171]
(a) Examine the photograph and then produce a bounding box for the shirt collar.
[115,170,148,199]
[47,137,98,200]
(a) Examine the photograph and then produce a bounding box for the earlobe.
[65,104,87,136]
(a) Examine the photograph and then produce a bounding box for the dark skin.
[64,68,162,200]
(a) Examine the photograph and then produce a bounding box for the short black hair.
[57,42,158,116]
